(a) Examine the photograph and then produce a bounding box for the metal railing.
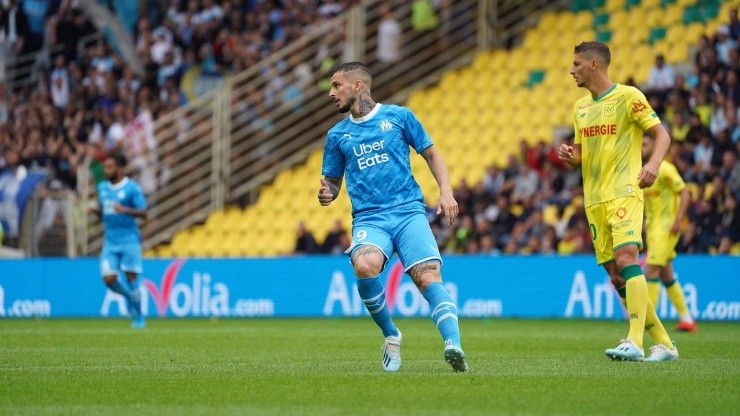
[73,0,565,256]
[2,33,101,92]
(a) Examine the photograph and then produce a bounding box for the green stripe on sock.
[647,277,661,284]
[664,279,677,288]
[620,264,643,280]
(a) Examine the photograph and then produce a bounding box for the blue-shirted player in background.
[319,62,467,372]
[89,153,148,329]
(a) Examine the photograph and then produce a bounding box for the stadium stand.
[153,0,739,258]
[0,1,737,258]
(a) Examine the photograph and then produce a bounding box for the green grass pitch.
[1,319,738,415]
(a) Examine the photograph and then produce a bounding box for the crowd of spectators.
[0,1,736,256]
[0,0,361,247]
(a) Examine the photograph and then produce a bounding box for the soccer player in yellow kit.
[558,41,679,361]
[642,136,697,332]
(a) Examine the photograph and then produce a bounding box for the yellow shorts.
[646,227,679,267]
[585,195,644,265]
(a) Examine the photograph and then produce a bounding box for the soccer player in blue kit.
[318,62,468,372]
[90,153,148,329]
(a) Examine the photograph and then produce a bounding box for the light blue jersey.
[322,103,441,272]
[322,104,432,216]
[98,177,147,246]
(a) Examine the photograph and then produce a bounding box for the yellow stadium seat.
[573,12,594,31]
[605,0,626,13]
[555,13,575,32]
[640,0,660,8]
[685,23,706,44]
[538,12,558,31]
[665,41,690,64]
[705,20,723,38]
[663,4,683,26]
[645,8,664,27]
[651,39,670,57]
[157,246,175,258]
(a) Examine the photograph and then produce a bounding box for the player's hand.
[113,203,128,214]
[670,221,681,234]
[557,144,574,161]
[437,191,458,226]
[87,203,99,215]
[318,178,334,206]
[638,161,659,188]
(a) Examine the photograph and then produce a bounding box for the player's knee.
[353,255,384,278]
[609,273,624,289]
[614,245,639,269]
[408,261,442,291]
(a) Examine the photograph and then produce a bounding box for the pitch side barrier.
[0,256,737,320]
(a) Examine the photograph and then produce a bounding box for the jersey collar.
[108,177,129,190]
[349,103,382,124]
[593,84,617,102]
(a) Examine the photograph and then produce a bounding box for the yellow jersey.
[644,161,686,230]
[573,84,662,207]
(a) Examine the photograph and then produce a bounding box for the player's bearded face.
[329,73,355,113]
[103,159,119,181]
[338,94,355,113]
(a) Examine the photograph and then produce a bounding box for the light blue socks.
[357,277,399,338]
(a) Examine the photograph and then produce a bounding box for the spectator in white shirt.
[646,54,675,95]
[377,6,402,64]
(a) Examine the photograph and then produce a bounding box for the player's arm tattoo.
[325,176,342,201]
[351,245,381,262]
[408,261,440,280]
[357,90,376,117]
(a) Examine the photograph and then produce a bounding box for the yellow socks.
[644,298,673,348]
[665,279,693,322]
[646,277,661,309]
[622,265,648,349]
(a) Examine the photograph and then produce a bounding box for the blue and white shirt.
[322,104,433,216]
[97,177,147,245]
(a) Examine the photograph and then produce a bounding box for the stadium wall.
[0,257,738,321]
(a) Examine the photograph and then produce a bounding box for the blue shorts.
[101,242,143,276]
[347,207,441,273]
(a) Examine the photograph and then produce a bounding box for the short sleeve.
[573,103,582,145]
[627,87,661,131]
[321,132,345,178]
[401,107,433,154]
[664,163,686,193]
[132,183,148,210]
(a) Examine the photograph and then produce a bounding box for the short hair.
[108,152,127,168]
[330,62,372,86]
[574,41,611,67]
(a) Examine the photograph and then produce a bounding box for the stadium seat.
[699,1,720,22]
[596,30,613,43]
[682,6,702,25]
[607,10,629,31]
[571,0,594,12]
[624,0,641,10]
[648,27,668,45]
[662,4,683,26]
[645,0,664,8]
[605,0,626,13]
